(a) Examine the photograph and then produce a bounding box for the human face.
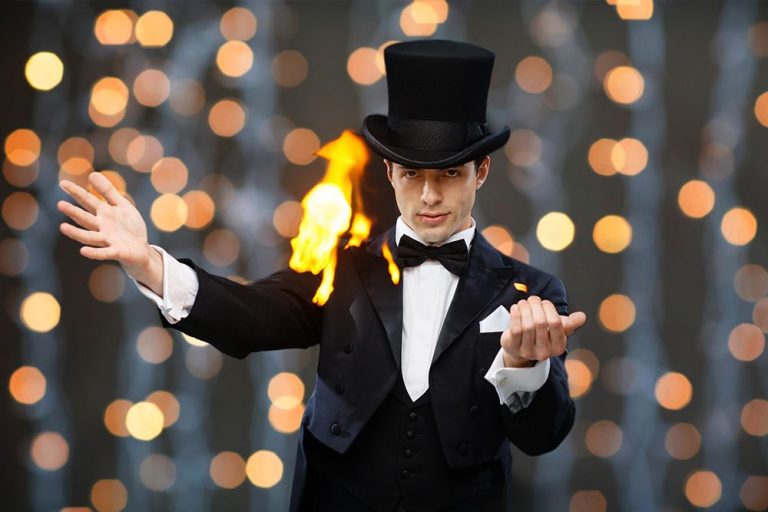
[385,156,490,245]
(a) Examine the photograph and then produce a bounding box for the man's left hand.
[500,296,587,368]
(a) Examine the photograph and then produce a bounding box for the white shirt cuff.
[129,244,199,324]
[484,348,550,411]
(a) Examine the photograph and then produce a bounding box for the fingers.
[542,299,567,353]
[60,222,106,247]
[89,171,128,207]
[59,179,100,214]
[57,199,98,231]
[563,311,587,336]
[80,245,118,261]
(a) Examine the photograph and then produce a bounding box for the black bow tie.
[396,234,469,276]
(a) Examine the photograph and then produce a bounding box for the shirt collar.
[395,215,475,250]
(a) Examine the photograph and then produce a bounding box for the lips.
[418,213,448,225]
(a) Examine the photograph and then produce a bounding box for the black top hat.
[361,39,510,169]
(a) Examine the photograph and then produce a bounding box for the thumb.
[562,311,587,336]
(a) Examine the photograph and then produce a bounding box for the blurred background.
[2,0,767,510]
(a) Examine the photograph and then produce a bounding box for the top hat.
[361,39,510,169]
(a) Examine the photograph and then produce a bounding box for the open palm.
[57,172,151,277]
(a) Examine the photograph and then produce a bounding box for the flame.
[291,130,399,305]
[381,241,400,286]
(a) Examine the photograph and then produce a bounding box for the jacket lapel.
[355,226,404,370]
[430,231,516,367]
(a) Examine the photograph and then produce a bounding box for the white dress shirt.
[131,216,550,413]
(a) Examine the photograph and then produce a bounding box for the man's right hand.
[57,171,164,295]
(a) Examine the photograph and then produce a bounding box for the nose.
[420,175,442,205]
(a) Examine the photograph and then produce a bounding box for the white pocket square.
[479,305,510,333]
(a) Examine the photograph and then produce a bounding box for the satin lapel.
[355,226,403,370]
[430,231,516,367]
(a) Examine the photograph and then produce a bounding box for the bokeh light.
[273,200,303,238]
[268,372,305,410]
[220,7,257,41]
[150,193,188,232]
[728,323,765,362]
[665,422,701,460]
[536,212,575,251]
[210,451,246,489]
[283,127,320,165]
[593,215,632,254]
[139,453,176,491]
[740,475,768,511]
[136,327,174,364]
[88,264,126,303]
[146,390,180,428]
[216,40,254,77]
[598,294,635,333]
[104,399,132,438]
[655,372,693,411]
[133,69,170,107]
[348,47,383,85]
[4,129,41,167]
[150,157,189,194]
[126,401,164,441]
[8,366,46,405]
[585,420,622,457]
[203,228,240,267]
[570,490,607,512]
[25,51,64,91]
[515,56,553,94]
[603,66,644,104]
[721,207,758,246]
[209,99,246,137]
[30,431,69,471]
[183,190,216,230]
[741,399,768,436]
[272,50,308,87]
[684,470,721,509]
[678,180,715,219]
[2,191,39,230]
[94,9,136,45]
[504,129,542,167]
[20,292,60,333]
[481,225,514,256]
[245,450,283,488]
[135,10,173,47]
[91,479,128,512]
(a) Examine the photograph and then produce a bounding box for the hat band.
[387,116,489,152]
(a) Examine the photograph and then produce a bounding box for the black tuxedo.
[157,225,575,510]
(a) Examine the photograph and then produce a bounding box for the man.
[58,40,586,511]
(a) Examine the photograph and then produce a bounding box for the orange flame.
[381,241,400,286]
[290,130,384,305]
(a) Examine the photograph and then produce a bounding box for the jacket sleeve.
[498,276,576,455]
[157,257,324,359]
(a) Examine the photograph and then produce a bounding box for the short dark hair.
[472,155,487,171]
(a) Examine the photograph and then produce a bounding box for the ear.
[476,156,490,189]
[384,159,394,186]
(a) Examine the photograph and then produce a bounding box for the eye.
[403,170,418,178]
[444,169,461,177]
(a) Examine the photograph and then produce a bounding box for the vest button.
[401,469,410,479]
[344,342,354,354]
[406,430,415,439]
[469,405,480,417]
[403,448,412,458]
[408,412,418,422]
[459,443,469,456]
[335,383,345,394]
[330,423,341,435]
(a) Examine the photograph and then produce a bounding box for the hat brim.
[361,114,510,169]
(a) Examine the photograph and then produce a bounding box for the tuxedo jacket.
[157,224,575,509]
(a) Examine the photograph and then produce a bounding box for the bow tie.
[396,234,469,276]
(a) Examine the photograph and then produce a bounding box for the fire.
[290,130,398,305]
